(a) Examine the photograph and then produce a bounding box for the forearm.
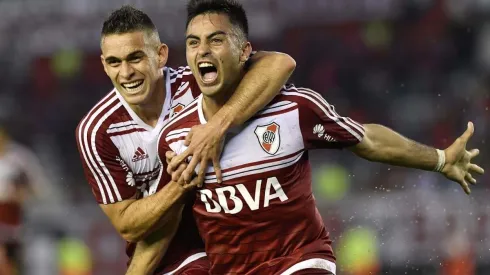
[116,181,186,242]
[210,52,295,130]
[126,204,184,275]
[352,124,440,171]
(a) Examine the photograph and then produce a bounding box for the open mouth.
[122,80,144,94]
[198,62,218,84]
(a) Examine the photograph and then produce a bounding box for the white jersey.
[76,66,208,274]
[76,66,199,204]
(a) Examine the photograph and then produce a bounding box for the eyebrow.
[105,50,145,63]
[186,31,227,41]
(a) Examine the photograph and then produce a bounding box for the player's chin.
[123,90,151,105]
[199,85,221,97]
[198,79,222,96]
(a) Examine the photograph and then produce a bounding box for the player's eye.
[187,40,199,47]
[129,58,142,63]
[211,38,223,45]
[108,60,121,67]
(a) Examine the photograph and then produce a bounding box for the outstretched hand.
[441,122,485,194]
[166,121,225,186]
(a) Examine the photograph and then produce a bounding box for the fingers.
[178,166,205,191]
[180,176,198,191]
[172,163,187,182]
[468,163,485,175]
[468,148,480,159]
[165,151,176,165]
[185,175,202,190]
[195,158,208,188]
[213,157,223,184]
[465,172,477,185]
[184,128,194,146]
[460,121,474,143]
[181,155,200,183]
[459,179,471,195]
[167,152,189,175]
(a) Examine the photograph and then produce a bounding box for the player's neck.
[202,94,229,120]
[128,77,166,128]
[202,82,239,121]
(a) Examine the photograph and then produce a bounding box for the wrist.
[434,149,446,172]
[166,181,187,199]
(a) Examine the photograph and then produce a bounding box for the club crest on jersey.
[170,103,185,117]
[254,122,280,155]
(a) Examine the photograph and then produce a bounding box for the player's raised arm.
[219,51,296,126]
[292,86,484,196]
[169,51,296,184]
[349,122,484,194]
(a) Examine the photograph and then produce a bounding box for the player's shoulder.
[270,83,331,112]
[76,89,126,144]
[159,96,200,140]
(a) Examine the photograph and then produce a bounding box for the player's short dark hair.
[186,0,249,40]
[102,5,157,36]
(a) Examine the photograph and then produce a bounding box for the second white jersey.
[76,66,200,204]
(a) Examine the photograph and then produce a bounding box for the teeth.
[199,62,214,68]
[123,80,143,89]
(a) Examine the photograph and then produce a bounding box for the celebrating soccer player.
[154,0,485,274]
[75,5,296,275]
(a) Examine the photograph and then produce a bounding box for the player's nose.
[197,42,211,58]
[119,61,135,79]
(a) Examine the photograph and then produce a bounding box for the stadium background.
[0,0,489,274]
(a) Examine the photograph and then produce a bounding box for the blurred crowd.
[0,0,489,274]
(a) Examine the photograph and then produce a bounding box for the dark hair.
[102,5,157,36]
[186,0,249,40]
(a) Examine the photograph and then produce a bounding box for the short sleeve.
[296,88,365,150]
[76,122,137,204]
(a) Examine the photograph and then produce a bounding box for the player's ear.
[157,43,169,68]
[240,42,252,63]
[100,55,109,75]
